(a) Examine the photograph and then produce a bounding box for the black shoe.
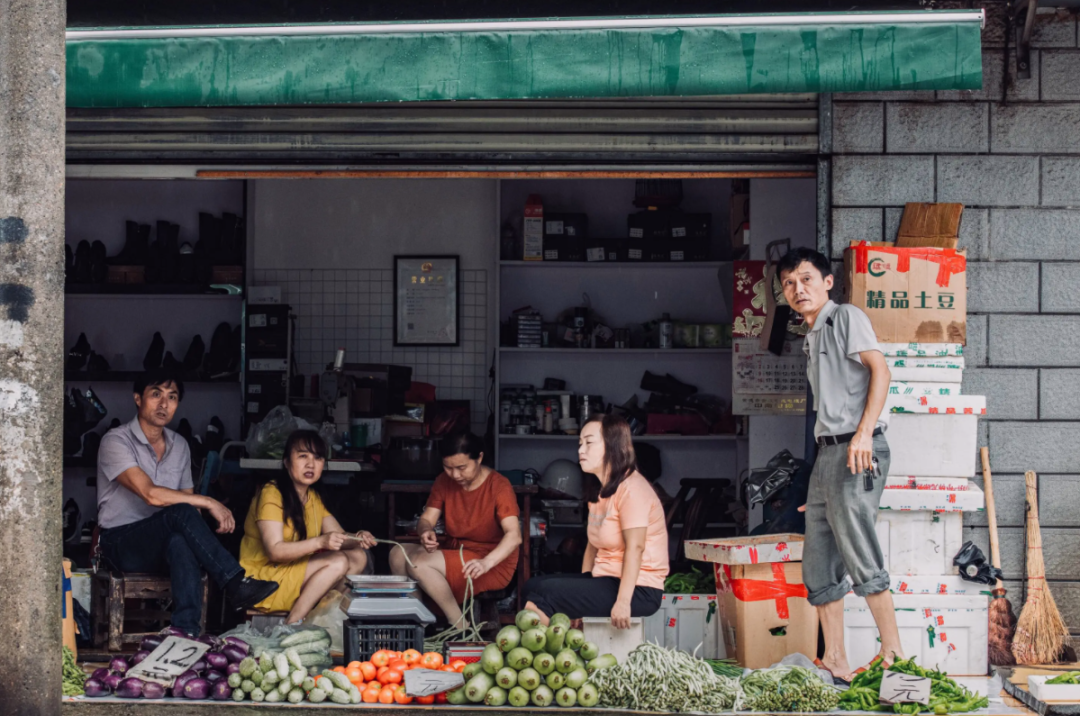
[182,335,205,376]
[160,222,180,283]
[72,387,108,431]
[177,242,196,284]
[205,415,225,453]
[86,351,111,373]
[205,322,233,377]
[62,498,81,543]
[82,431,102,462]
[162,350,182,371]
[67,333,91,372]
[111,221,150,266]
[225,576,279,611]
[143,331,165,370]
[90,240,109,283]
[220,213,243,265]
[145,237,163,283]
[73,240,93,283]
[196,212,220,282]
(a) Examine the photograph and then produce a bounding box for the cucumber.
[285,648,304,671]
[299,652,333,668]
[232,688,245,702]
[274,654,290,681]
[262,669,280,686]
[239,657,258,678]
[287,687,304,704]
[301,676,316,692]
[321,669,354,692]
[279,628,329,648]
[349,685,361,704]
[265,689,282,703]
[251,687,266,703]
[465,672,496,703]
[291,669,306,687]
[258,652,274,674]
[330,688,351,704]
[292,639,332,656]
[227,673,242,689]
[308,687,327,703]
[277,679,293,696]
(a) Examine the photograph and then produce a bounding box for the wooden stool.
[91,570,208,652]
[246,610,289,632]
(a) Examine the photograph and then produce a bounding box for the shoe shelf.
[64,370,240,384]
[499,433,745,442]
[65,284,243,296]
[499,347,731,355]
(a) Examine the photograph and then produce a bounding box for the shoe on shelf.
[162,351,183,371]
[90,240,109,283]
[66,333,91,372]
[73,240,93,283]
[160,221,181,284]
[86,351,111,373]
[226,576,279,611]
[143,331,165,371]
[110,220,150,266]
[182,335,205,377]
[177,241,196,284]
[204,322,233,377]
[220,213,244,265]
[72,387,108,430]
[144,235,163,284]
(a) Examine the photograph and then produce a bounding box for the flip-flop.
[852,655,893,676]
[813,658,852,688]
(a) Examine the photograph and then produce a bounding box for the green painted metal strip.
[67,16,982,107]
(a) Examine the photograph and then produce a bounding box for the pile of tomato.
[328,649,468,705]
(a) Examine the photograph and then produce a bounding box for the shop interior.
[61,172,819,649]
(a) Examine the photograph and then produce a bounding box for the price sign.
[880,671,931,705]
[403,668,465,697]
[126,636,210,687]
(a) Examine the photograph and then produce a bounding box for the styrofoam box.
[881,344,964,358]
[582,617,644,665]
[844,594,988,676]
[887,413,978,477]
[888,575,981,596]
[885,395,987,415]
[876,510,962,576]
[684,534,803,565]
[1028,676,1080,703]
[643,594,725,660]
[890,368,963,383]
[886,357,965,370]
[890,381,962,397]
[885,477,970,490]
[879,484,985,512]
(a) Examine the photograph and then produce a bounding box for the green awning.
[66,11,983,107]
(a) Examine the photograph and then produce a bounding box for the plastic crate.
[344,621,424,663]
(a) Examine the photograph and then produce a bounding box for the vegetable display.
[740,665,840,713]
[1047,671,1080,684]
[707,658,746,679]
[62,646,87,696]
[589,642,741,713]
[839,657,989,714]
[664,566,716,594]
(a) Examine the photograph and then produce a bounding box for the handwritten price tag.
[880,671,931,705]
[403,668,465,697]
[126,636,210,687]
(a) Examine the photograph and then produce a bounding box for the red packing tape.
[852,243,967,288]
[720,563,808,620]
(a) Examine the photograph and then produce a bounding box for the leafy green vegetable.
[664,566,716,594]
[62,646,86,697]
[741,665,840,712]
[706,659,745,679]
[839,657,989,714]
[1047,671,1080,685]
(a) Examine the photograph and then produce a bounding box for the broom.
[982,448,1016,666]
[1012,470,1069,664]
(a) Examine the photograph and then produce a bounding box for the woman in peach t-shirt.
[524,415,668,629]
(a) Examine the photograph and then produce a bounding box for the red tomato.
[371,650,391,668]
[344,667,363,684]
[394,686,414,705]
[420,652,444,669]
[402,649,422,666]
[359,662,377,682]
[435,692,449,704]
[439,665,457,673]
[449,660,467,673]
[376,666,390,683]
[332,665,347,674]
[417,694,436,705]
[383,668,404,685]
[378,689,396,704]
[388,659,408,671]
[361,689,380,704]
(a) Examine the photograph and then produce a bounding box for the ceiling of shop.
[67,0,934,27]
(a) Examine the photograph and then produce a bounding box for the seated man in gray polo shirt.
[779,248,904,683]
[96,368,279,635]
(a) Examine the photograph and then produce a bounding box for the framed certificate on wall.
[394,255,460,346]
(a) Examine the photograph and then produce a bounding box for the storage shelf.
[500,347,731,355]
[499,433,745,442]
[500,261,729,269]
[65,371,240,384]
[65,283,243,296]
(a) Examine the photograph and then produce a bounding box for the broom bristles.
[1013,471,1069,665]
[989,591,1017,666]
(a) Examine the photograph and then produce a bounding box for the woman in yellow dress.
[239,430,376,623]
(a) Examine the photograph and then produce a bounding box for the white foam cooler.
[642,594,724,659]
[843,594,988,676]
[886,413,979,477]
[876,510,963,576]
[879,484,984,512]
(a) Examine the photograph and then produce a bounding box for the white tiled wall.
[251,268,489,434]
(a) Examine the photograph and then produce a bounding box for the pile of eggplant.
[83,628,251,700]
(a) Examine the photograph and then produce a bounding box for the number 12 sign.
[126,636,210,686]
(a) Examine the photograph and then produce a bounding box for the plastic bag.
[245,406,310,459]
[745,449,808,507]
[953,541,1003,585]
[306,589,347,655]
[219,621,330,657]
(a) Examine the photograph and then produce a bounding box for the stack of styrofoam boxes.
[642,593,725,659]
[843,342,990,676]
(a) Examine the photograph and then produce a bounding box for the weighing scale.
[341,574,437,624]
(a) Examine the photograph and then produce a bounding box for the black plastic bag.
[953,541,1003,585]
[745,449,808,507]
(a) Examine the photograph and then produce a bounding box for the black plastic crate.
[344,621,425,663]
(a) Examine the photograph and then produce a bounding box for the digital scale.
[340,574,437,624]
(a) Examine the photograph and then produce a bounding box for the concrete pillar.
[0,0,66,713]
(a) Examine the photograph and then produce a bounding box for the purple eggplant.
[191,658,208,674]
[205,670,225,684]
[163,626,188,638]
[83,679,108,698]
[211,680,233,701]
[205,652,229,671]
[183,677,211,700]
[222,636,250,654]
[116,677,144,699]
[173,669,199,692]
[221,644,248,664]
[142,681,166,699]
[131,650,151,666]
[139,634,164,651]
[90,667,110,682]
[225,662,241,676]
[109,656,129,675]
[103,673,123,693]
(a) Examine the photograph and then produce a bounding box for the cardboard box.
[684,534,804,565]
[895,202,963,249]
[879,483,985,512]
[876,511,963,576]
[844,594,987,676]
[885,476,971,491]
[880,343,964,358]
[844,243,967,345]
[890,382,962,398]
[523,195,544,261]
[642,594,724,660]
[543,213,588,261]
[886,394,986,415]
[887,413,979,477]
[716,562,818,669]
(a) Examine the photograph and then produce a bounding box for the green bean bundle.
[741,666,840,712]
[589,643,744,713]
[62,646,87,697]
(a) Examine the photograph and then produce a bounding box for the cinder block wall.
[828,4,1080,629]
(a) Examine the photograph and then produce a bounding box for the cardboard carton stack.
[842,203,988,676]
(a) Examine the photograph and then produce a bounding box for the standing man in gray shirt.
[778,248,904,683]
[97,368,278,635]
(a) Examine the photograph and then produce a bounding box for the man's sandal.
[813,658,852,688]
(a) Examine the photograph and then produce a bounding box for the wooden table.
[380,481,538,611]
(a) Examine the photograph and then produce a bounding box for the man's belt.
[817,427,883,448]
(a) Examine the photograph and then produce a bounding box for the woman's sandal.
[813,658,852,688]
[852,655,893,676]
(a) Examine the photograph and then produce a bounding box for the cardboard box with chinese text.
[844,243,966,345]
